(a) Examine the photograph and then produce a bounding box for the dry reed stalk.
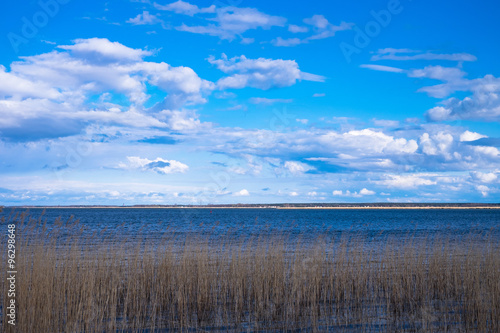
[0,211,499,332]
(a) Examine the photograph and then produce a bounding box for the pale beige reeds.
[0,211,499,332]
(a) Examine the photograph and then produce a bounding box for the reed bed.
[1,210,499,332]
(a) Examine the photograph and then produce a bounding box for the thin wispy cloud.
[154,0,215,16]
[371,48,477,62]
[127,11,163,25]
[167,3,286,41]
[249,97,293,105]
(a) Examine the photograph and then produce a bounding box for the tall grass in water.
[1,211,499,332]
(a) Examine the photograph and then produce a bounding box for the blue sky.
[1,0,500,205]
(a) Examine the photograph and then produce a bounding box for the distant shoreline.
[277,206,500,210]
[5,205,500,210]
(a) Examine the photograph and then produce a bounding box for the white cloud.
[201,122,500,177]
[289,191,299,196]
[127,11,163,25]
[302,15,352,40]
[156,109,209,131]
[425,76,500,121]
[296,119,308,124]
[419,132,455,160]
[209,54,325,90]
[331,189,375,197]
[360,188,375,195]
[470,171,498,183]
[0,65,61,100]
[284,161,314,175]
[313,93,325,97]
[425,106,452,121]
[475,184,490,197]
[319,129,418,155]
[0,38,214,140]
[365,54,500,122]
[472,146,500,158]
[59,38,152,63]
[233,189,250,196]
[360,64,404,73]
[409,65,466,82]
[460,130,487,142]
[304,15,329,29]
[121,156,189,174]
[142,61,214,108]
[376,174,437,189]
[175,5,286,40]
[154,0,215,16]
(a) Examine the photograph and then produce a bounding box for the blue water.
[3,208,500,246]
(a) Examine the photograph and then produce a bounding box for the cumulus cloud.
[58,38,153,63]
[200,122,500,178]
[359,188,375,195]
[141,61,214,108]
[284,161,314,175]
[120,156,189,174]
[419,132,454,160]
[425,76,500,121]
[470,171,498,183]
[471,146,500,158]
[233,189,250,196]
[0,38,214,140]
[0,65,61,100]
[460,131,487,142]
[156,109,210,131]
[475,184,490,197]
[16,38,211,106]
[209,54,325,90]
